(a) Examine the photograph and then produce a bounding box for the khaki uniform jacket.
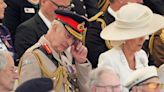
[18,36,91,92]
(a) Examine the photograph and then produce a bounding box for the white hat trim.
[101,3,164,41]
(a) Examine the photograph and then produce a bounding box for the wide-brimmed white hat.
[101,3,164,41]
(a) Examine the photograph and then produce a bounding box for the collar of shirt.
[39,36,73,66]
[107,6,116,18]
[119,47,145,70]
[38,10,51,29]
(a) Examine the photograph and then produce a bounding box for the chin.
[0,15,4,19]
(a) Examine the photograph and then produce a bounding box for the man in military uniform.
[18,10,91,92]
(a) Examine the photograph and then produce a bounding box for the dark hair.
[16,78,53,92]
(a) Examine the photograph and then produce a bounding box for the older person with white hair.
[98,3,164,90]
[0,51,18,92]
[124,66,163,92]
[88,66,122,92]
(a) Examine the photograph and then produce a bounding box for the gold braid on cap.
[65,25,82,41]
[77,22,87,45]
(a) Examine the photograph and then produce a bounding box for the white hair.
[49,19,65,33]
[0,51,13,70]
[88,66,119,88]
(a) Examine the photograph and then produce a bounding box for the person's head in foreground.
[0,51,18,92]
[88,66,122,92]
[16,78,53,92]
[101,3,164,53]
[124,66,164,92]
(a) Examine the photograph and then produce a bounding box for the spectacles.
[139,82,164,89]
[48,0,71,10]
[96,84,122,92]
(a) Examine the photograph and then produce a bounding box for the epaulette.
[88,11,112,49]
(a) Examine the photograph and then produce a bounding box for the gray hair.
[49,19,65,33]
[88,66,119,88]
[0,51,13,71]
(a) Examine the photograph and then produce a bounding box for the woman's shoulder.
[102,47,122,55]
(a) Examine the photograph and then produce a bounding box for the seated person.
[98,3,164,87]
[0,51,18,92]
[124,66,163,92]
[18,10,91,92]
[88,66,122,92]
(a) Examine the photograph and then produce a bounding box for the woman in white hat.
[98,3,164,88]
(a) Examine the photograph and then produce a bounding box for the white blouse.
[98,47,148,85]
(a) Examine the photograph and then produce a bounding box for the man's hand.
[71,40,88,64]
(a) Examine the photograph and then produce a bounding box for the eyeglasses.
[139,82,164,89]
[48,0,71,10]
[96,84,122,92]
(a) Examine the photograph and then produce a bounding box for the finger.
[80,47,88,56]
[75,42,82,51]
[71,45,75,53]
[77,46,85,54]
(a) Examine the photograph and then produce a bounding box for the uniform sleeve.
[18,52,42,85]
[75,61,92,92]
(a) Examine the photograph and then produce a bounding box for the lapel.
[103,11,115,25]
[34,14,48,35]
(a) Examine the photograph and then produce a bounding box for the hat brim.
[101,14,164,41]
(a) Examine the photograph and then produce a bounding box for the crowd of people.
[0,0,164,92]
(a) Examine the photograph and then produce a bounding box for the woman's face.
[0,0,7,19]
[124,36,146,52]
